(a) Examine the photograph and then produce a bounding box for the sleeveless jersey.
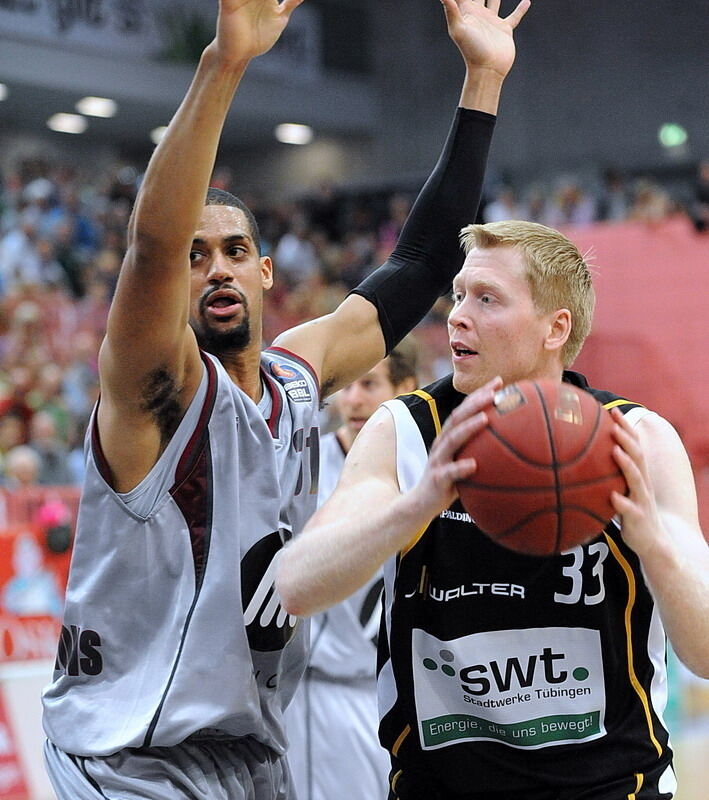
[377,371,676,796]
[284,430,390,800]
[309,431,382,679]
[42,347,320,758]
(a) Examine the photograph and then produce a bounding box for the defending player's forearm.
[351,108,494,353]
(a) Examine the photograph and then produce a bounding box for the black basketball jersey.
[377,371,675,797]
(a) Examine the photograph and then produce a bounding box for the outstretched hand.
[215,0,304,63]
[441,0,531,79]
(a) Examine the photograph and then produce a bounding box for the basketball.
[456,380,626,556]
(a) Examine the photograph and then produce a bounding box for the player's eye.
[452,290,464,303]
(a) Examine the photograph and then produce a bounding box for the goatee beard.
[192,318,251,356]
[194,284,252,356]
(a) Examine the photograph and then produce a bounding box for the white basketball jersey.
[308,431,383,680]
[42,347,320,757]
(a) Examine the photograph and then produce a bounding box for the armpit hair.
[140,367,185,447]
[320,378,336,406]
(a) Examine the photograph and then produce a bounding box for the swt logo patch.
[412,627,606,751]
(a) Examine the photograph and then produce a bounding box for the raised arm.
[97,0,303,490]
[275,0,530,397]
[277,379,499,616]
[611,410,709,677]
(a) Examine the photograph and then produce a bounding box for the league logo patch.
[270,362,312,403]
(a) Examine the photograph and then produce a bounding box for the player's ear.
[261,256,273,290]
[544,308,571,354]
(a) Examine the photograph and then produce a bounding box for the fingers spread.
[505,0,531,28]
[613,445,645,496]
[611,412,648,480]
[440,0,463,26]
[610,489,635,516]
[280,0,304,17]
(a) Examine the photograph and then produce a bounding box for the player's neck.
[336,426,355,454]
[219,346,264,403]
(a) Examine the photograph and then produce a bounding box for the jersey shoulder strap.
[563,370,644,416]
[397,371,643,452]
[397,374,465,450]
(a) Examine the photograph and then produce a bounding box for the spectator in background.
[597,168,630,222]
[58,186,100,257]
[309,228,346,284]
[1,445,41,488]
[28,411,75,486]
[544,178,596,226]
[282,269,348,323]
[76,276,112,337]
[91,228,124,295]
[62,330,100,419]
[339,226,378,288]
[307,182,343,242]
[0,300,44,364]
[34,238,66,288]
[0,215,44,292]
[0,365,36,443]
[53,219,87,298]
[28,363,71,442]
[273,210,320,287]
[0,413,26,467]
[629,178,673,223]
[21,177,56,235]
[377,193,413,257]
[483,184,520,222]
[519,184,547,223]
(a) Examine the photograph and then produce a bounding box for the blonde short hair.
[459,221,594,366]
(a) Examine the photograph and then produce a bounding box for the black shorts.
[387,757,675,800]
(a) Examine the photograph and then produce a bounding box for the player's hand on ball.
[610,408,663,555]
[413,376,501,518]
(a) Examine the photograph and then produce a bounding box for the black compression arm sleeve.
[350,107,495,353]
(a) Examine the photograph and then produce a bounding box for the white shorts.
[44,736,294,800]
[284,671,390,800]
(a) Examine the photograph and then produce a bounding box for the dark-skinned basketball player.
[41,0,531,797]
[279,220,709,800]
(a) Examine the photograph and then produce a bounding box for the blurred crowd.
[0,155,707,488]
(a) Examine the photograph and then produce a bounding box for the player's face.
[448,246,557,394]
[189,205,272,355]
[336,361,399,436]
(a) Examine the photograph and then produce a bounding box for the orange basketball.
[456,380,626,556]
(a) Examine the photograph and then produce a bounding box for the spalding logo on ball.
[456,380,627,556]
